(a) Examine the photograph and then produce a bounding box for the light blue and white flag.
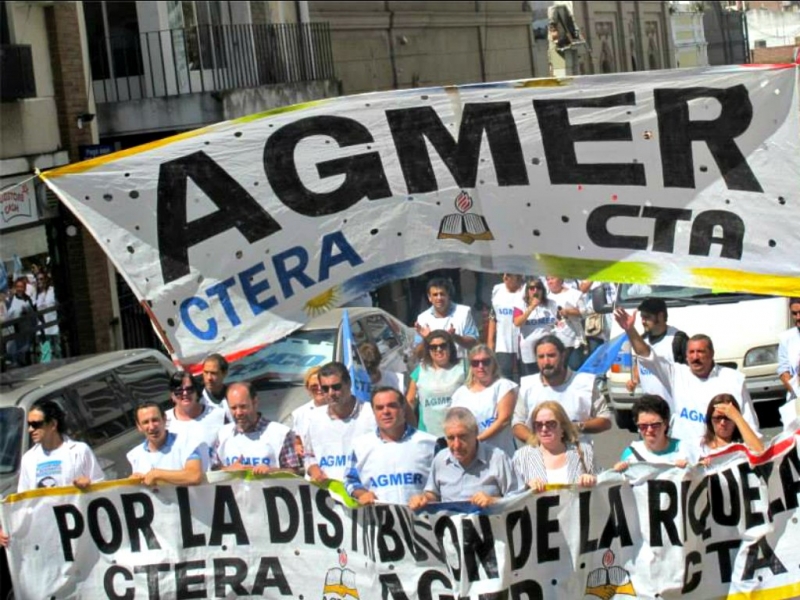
[341,309,372,402]
[578,333,629,376]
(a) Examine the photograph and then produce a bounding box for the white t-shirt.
[291,400,323,442]
[637,353,760,443]
[491,283,525,354]
[633,325,683,404]
[547,287,585,348]
[778,327,800,401]
[378,370,406,395]
[303,401,377,481]
[200,387,232,422]
[35,287,59,335]
[214,419,291,469]
[166,404,225,470]
[415,303,479,358]
[127,431,204,474]
[451,378,518,457]
[18,439,104,492]
[515,299,559,364]
[347,429,436,504]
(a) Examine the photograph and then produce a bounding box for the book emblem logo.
[321,549,360,599]
[584,549,637,599]
[437,191,494,245]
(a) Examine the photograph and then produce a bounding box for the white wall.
[747,8,800,47]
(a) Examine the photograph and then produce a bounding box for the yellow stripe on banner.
[3,477,142,503]
[230,98,327,124]
[691,268,800,296]
[536,255,659,283]
[724,581,800,600]
[514,78,571,88]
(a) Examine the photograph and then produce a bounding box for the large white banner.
[3,430,800,599]
[40,65,800,366]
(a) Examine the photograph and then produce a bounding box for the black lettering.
[506,508,533,570]
[213,558,249,596]
[779,446,800,510]
[104,565,134,600]
[265,116,391,215]
[687,476,711,540]
[376,506,405,562]
[682,551,702,594]
[88,497,123,554]
[262,487,299,543]
[386,103,528,193]
[157,151,281,283]
[510,579,544,600]
[655,85,762,192]
[709,469,741,526]
[707,539,741,584]
[379,573,410,600]
[689,210,745,260]
[175,560,205,600]
[315,487,344,549]
[134,563,170,600]
[534,92,645,186]
[462,516,498,582]
[434,517,461,581]
[738,462,766,529]
[586,204,648,250]
[578,490,597,553]
[251,557,292,596]
[536,495,560,562]
[418,569,454,600]
[598,485,634,549]
[742,536,787,580]
[410,513,445,562]
[121,493,160,552]
[641,206,693,253]
[177,487,206,548]
[209,485,249,546]
[53,504,84,562]
[298,484,316,545]
[395,507,429,561]
[647,480,682,547]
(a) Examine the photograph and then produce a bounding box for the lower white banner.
[2,431,800,599]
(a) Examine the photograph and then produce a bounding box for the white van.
[593,285,790,431]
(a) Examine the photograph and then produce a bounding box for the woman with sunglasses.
[0,399,105,547]
[166,371,225,469]
[290,367,328,459]
[614,395,689,472]
[514,278,559,376]
[406,330,466,437]
[513,400,595,491]
[450,345,518,456]
[701,394,764,457]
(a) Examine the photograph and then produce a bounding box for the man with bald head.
[213,382,300,474]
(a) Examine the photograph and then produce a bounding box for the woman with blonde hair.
[291,366,328,459]
[512,400,596,492]
[450,344,518,456]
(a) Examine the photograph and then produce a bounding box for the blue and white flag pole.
[341,309,372,402]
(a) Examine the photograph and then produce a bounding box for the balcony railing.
[90,22,335,104]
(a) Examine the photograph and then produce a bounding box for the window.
[71,375,133,448]
[113,356,174,417]
[359,315,401,356]
[0,407,24,475]
[83,1,143,80]
[174,0,225,70]
[35,391,89,443]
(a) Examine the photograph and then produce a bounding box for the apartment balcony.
[90,22,338,136]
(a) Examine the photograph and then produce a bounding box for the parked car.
[0,349,176,599]
[226,307,416,423]
[594,285,789,431]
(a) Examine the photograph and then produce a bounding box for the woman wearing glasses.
[513,401,596,491]
[701,393,764,457]
[0,399,105,547]
[406,330,466,437]
[514,278,559,377]
[614,395,690,472]
[450,345,518,456]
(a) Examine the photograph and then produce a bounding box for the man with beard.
[213,382,300,474]
[344,387,436,505]
[626,298,688,405]
[127,402,205,486]
[512,335,612,444]
[303,362,376,482]
[414,278,478,359]
[614,307,760,443]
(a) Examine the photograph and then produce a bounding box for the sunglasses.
[470,358,492,368]
[321,383,344,392]
[533,420,558,431]
[28,420,47,430]
[172,386,196,395]
[637,422,664,432]
[711,416,731,424]
[428,343,448,352]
